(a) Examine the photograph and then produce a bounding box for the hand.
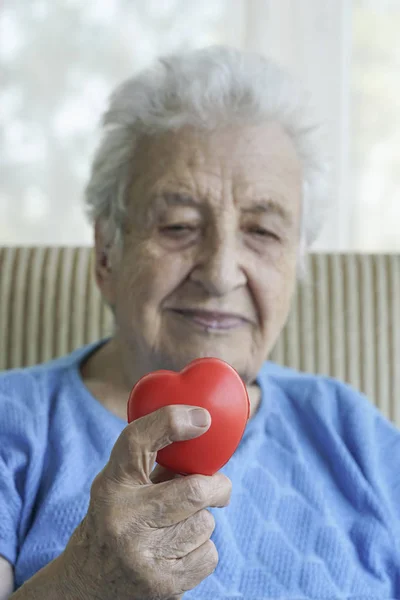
[64,405,232,600]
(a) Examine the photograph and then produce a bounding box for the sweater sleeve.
[373,404,400,529]
[0,372,41,565]
[336,381,400,552]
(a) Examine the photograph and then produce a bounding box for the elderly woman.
[0,46,399,600]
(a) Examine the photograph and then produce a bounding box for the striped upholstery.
[0,247,399,425]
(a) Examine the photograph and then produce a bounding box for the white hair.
[84,45,331,257]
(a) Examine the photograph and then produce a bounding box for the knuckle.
[129,411,160,446]
[146,490,172,528]
[124,424,141,452]
[89,472,103,498]
[137,405,182,448]
[146,566,176,597]
[223,475,233,499]
[185,476,207,506]
[204,540,219,572]
[218,473,232,492]
[102,511,125,539]
[89,469,114,503]
[156,575,176,599]
[198,509,215,535]
[110,425,140,464]
[215,473,232,503]
[160,405,182,436]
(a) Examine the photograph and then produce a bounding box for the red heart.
[127,357,250,476]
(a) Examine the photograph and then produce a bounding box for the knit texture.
[0,340,399,598]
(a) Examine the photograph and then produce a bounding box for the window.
[351,0,400,251]
[1,0,399,250]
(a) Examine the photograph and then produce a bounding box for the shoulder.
[258,362,400,557]
[257,360,396,434]
[0,340,105,432]
[0,366,45,437]
[0,352,67,412]
[258,361,400,490]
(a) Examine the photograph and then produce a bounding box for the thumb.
[106,405,211,484]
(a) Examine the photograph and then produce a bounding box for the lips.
[170,309,248,330]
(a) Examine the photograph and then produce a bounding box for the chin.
[158,340,256,382]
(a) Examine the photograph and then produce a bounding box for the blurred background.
[0,0,399,251]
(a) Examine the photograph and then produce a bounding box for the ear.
[94,221,118,307]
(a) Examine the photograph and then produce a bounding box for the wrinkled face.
[98,122,302,382]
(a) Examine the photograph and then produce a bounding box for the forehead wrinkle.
[153,191,201,208]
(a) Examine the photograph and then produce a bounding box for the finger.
[106,405,211,484]
[143,472,232,527]
[150,464,183,484]
[160,509,215,559]
[173,540,219,593]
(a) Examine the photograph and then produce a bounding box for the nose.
[189,228,247,296]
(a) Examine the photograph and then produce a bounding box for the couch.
[1,247,399,426]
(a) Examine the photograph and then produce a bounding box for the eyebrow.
[241,199,293,226]
[151,192,292,226]
[151,192,200,209]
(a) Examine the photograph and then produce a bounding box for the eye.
[159,224,198,237]
[163,224,192,230]
[247,226,280,241]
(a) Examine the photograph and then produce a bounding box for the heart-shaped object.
[127,357,250,476]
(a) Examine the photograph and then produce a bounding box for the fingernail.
[189,408,211,428]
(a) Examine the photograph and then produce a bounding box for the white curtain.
[0,0,399,250]
[247,0,400,252]
[244,0,352,250]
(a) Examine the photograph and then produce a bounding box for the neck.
[80,337,261,421]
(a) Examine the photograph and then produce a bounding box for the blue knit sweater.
[0,340,399,599]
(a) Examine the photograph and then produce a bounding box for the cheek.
[116,244,192,314]
[250,253,297,328]
[270,261,297,325]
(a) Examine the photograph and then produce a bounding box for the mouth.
[168,308,250,331]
